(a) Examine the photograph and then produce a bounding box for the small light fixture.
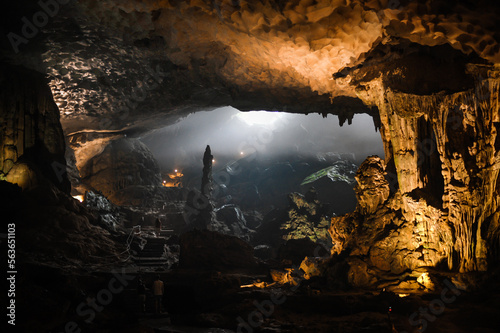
[72,195,84,202]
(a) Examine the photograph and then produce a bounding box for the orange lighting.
[162,170,184,188]
[73,195,84,202]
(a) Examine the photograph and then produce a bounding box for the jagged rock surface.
[0,65,70,193]
[329,66,500,289]
[2,0,500,295]
[280,188,332,247]
[353,156,390,215]
[80,137,161,205]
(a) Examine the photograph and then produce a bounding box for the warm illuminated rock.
[0,65,70,193]
[353,156,390,215]
[280,188,332,246]
[299,256,323,280]
[2,0,499,296]
[329,64,499,288]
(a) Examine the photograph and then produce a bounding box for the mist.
[141,106,384,174]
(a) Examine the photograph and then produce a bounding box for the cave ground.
[23,239,500,333]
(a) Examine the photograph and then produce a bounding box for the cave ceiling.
[2,0,499,134]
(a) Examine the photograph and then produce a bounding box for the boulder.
[277,237,328,266]
[179,229,257,271]
[280,188,333,247]
[80,138,161,205]
[213,204,255,240]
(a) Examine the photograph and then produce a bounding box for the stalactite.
[330,66,500,288]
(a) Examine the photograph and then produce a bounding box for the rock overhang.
[2,0,498,135]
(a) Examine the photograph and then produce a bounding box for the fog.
[141,106,384,174]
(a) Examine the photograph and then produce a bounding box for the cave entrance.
[141,106,384,216]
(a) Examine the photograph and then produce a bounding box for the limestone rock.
[280,188,333,247]
[80,137,161,205]
[213,204,255,241]
[299,256,323,280]
[179,229,257,271]
[0,65,70,193]
[354,156,390,215]
[5,162,38,191]
[277,237,328,266]
[270,268,300,286]
[328,67,500,289]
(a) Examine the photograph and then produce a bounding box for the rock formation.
[3,1,500,331]
[329,65,500,289]
[280,188,332,247]
[79,137,161,205]
[182,145,219,230]
[1,0,499,294]
[0,64,123,264]
[179,229,257,271]
[0,64,70,193]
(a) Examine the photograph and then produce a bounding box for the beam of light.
[236,111,283,126]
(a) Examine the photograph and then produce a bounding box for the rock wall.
[0,64,70,193]
[280,188,332,247]
[80,137,161,205]
[330,65,500,288]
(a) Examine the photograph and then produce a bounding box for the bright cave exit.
[141,107,384,218]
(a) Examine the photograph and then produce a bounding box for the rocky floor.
[19,253,500,333]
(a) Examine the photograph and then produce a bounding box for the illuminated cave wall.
[2,0,498,286]
[23,0,498,133]
[0,65,70,193]
[329,66,500,287]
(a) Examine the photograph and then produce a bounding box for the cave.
[1,1,500,332]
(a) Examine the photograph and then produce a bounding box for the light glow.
[73,195,84,202]
[236,111,283,126]
[417,272,433,289]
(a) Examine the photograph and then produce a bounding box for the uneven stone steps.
[132,236,170,266]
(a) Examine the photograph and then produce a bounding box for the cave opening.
[1,0,500,331]
[140,106,384,219]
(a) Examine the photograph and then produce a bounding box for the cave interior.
[1,0,500,332]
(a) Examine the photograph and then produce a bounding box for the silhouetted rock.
[80,137,161,205]
[213,204,255,241]
[277,237,328,266]
[179,229,257,271]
